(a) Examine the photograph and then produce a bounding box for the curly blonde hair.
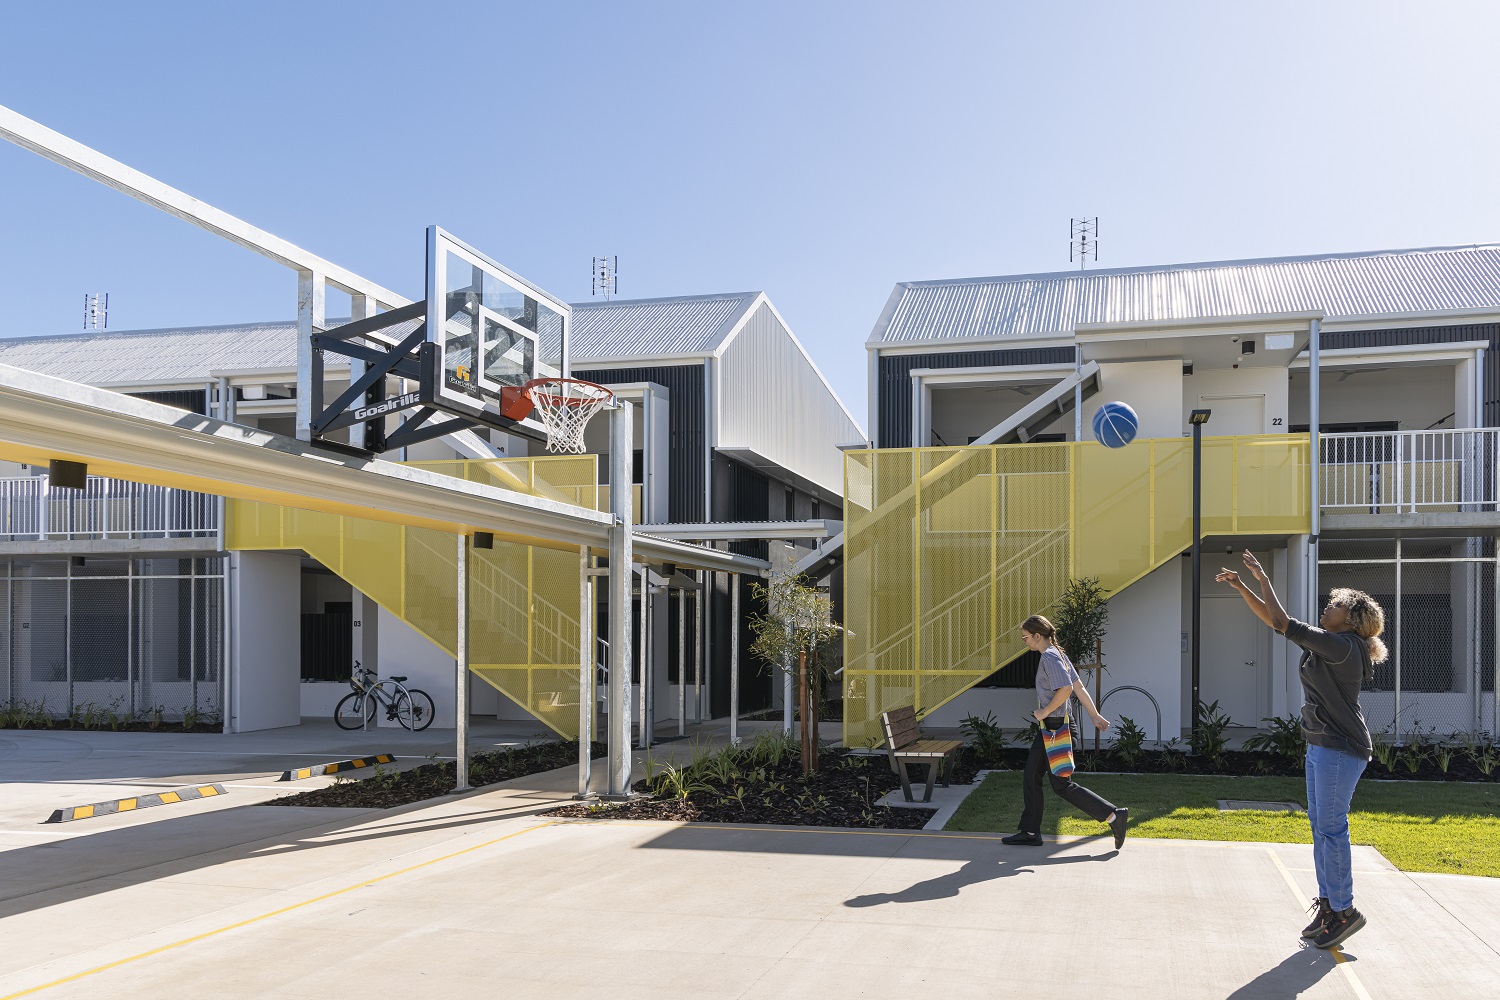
[1328,588,1388,666]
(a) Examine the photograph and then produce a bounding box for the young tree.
[749,574,842,776]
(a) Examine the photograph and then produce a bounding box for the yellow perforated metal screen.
[228,456,599,737]
[843,435,1310,746]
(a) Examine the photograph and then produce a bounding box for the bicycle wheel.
[334,692,374,730]
[396,689,436,731]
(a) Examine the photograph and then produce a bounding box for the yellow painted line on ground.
[0,821,556,1000]
[1267,849,1375,1000]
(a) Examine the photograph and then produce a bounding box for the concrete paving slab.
[1,750,1497,1000]
[1405,870,1500,945]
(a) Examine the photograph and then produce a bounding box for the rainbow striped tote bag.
[1041,712,1075,778]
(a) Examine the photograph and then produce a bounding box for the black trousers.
[1018,720,1116,834]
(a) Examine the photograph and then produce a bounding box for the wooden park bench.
[880,705,963,803]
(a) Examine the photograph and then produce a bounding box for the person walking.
[1217,550,1386,949]
[1002,614,1130,850]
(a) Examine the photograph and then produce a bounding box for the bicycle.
[334,662,435,731]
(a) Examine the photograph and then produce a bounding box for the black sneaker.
[1109,807,1129,849]
[1001,831,1044,846]
[1302,897,1332,939]
[1312,907,1366,949]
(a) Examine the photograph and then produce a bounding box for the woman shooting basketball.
[1217,550,1386,949]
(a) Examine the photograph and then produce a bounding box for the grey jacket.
[1284,618,1374,760]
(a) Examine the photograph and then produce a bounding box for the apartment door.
[1198,394,1266,436]
[1200,593,1265,726]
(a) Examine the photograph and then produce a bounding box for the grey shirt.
[1036,646,1079,719]
[1285,618,1373,760]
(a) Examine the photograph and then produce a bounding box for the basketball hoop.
[501,378,615,454]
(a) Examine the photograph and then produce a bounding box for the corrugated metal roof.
[871,245,1500,345]
[0,321,317,384]
[0,292,766,385]
[569,292,761,360]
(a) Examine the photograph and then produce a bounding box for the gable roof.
[870,244,1500,347]
[0,321,324,385]
[568,291,762,361]
[0,291,772,385]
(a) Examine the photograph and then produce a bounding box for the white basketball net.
[526,380,615,454]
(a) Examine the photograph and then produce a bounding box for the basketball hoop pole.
[606,399,635,798]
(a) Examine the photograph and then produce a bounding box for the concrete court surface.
[0,718,560,846]
[1,770,1498,1000]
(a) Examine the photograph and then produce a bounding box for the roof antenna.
[591,256,618,300]
[1070,218,1098,270]
[83,293,108,331]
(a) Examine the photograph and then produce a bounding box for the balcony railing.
[0,476,219,541]
[1320,429,1500,514]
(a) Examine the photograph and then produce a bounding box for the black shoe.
[1302,897,1332,939]
[1312,907,1366,949]
[1001,831,1044,846]
[1109,807,1129,849]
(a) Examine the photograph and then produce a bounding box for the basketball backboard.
[307,226,572,454]
[425,225,569,432]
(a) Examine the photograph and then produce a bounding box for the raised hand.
[1242,550,1266,581]
[1216,567,1242,587]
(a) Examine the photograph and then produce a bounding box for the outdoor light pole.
[1189,409,1212,738]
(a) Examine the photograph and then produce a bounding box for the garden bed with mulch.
[546,733,952,829]
[1,700,222,734]
[268,741,605,809]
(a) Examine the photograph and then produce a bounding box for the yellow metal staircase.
[842,436,1310,746]
[227,456,602,737]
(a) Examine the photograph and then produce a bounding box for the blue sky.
[2,2,1498,426]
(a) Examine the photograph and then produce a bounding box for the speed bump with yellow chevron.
[278,753,396,781]
[46,784,227,823]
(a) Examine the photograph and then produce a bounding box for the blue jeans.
[1305,744,1367,911]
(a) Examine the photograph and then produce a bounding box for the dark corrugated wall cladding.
[573,363,706,523]
[878,348,1077,447]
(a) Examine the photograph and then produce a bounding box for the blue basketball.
[1092,401,1139,449]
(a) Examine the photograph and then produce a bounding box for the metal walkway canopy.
[0,365,766,575]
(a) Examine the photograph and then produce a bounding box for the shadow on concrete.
[0,719,556,785]
[1225,945,1343,998]
[636,821,1122,865]
[0,787,567,920]
[845,849,1110,907]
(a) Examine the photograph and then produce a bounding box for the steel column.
[1309,318,1321,619]
[693,575,703,724]
[677,587,687,737]
[607,402,635,797]
[1190,420,1203,734]
[730,571,740,745]
[296,271,326,443]
[577,544,592,798]
[1393,536,1402,737]
[638,565,652,749]
[453,534,471,792]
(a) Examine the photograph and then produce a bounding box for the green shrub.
[1189,699,1233,766]
[1109,716,1147,767]
[1243,715,1306,764]
[959,712,1009,766]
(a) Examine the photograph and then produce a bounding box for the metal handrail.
[1320,428,1499,513]
[0,475,218,540]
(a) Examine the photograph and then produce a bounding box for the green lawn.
[945,772,1500,877]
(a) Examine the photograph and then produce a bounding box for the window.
[785,487,795,520]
